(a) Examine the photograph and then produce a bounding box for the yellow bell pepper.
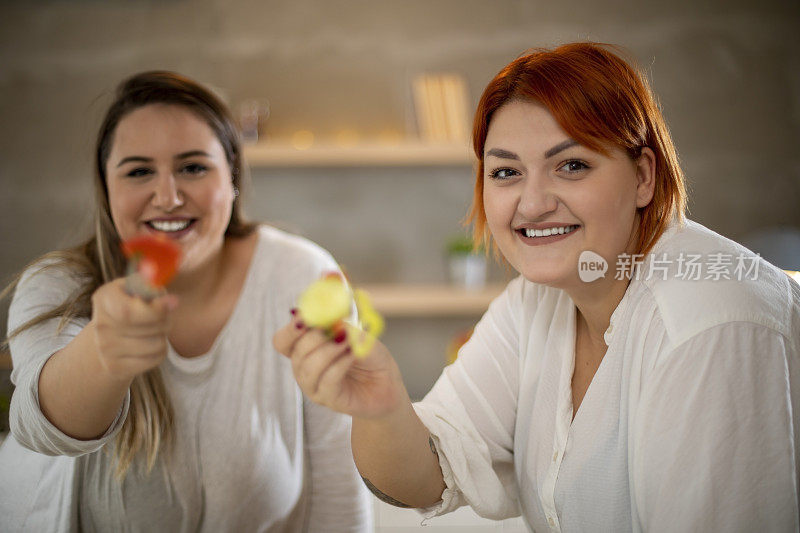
[297,273,384,358]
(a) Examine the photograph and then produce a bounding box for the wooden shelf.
[244,141,473,167]
[362,283,505,317]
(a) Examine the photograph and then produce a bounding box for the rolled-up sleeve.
[413,277,525,520]
[8,263,129,456]
[633,321,799,532]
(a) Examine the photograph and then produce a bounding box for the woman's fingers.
[89,278,178,383]
[296,338,351,397]
[315,350,357,401]
[290,329,338,389]
[273,314,310,357]
[96,331,161,354]
[95,334,168,376]
[96,279,176,328]
[272,311,355,401]
[124,292,176,326]
[291,326,335,361]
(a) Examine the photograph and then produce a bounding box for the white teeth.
[149,220,191,232]
[523,225,578,238]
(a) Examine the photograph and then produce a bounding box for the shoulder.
[12,256,87,308]
[7,256,91,353]
[253,225,338,271]
[248,225,341,294]
[641,219,796,348]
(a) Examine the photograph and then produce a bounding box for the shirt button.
[548,516,556,527]
[604,324,613,344]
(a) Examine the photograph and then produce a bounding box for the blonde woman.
[0,71,371,532]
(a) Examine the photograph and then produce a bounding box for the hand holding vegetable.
[89,234,182,383]
[296,272,384,357]
[274,273,408,419]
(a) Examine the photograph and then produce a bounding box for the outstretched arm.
[273,319,446,508]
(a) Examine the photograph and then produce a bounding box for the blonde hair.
[4,71,256,480]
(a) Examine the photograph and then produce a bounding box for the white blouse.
[414,219,800,532]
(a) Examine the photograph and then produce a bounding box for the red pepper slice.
[122,234,181,288]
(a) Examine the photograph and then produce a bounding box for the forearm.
[38,321,131,440]
[352,396,446,509]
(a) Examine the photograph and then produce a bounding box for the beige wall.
[1,0,799,399]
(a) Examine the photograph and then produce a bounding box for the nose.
[152,172,183,212]
[517,171,558,219]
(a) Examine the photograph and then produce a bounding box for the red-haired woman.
[275,43,800,531]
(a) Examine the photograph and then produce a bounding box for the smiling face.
[105,103,235,275]
[482,99,655,289]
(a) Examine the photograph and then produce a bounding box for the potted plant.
[445,234,486,289]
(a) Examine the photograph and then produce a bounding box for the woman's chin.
[519,268,573,288]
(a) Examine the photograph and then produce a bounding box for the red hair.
[468,42,686,257]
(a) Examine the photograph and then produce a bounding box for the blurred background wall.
[1,0,799,409]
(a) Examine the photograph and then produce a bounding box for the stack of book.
[412,73,470,144]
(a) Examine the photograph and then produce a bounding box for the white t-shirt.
[414,219,800,532]
[1,225,372,532]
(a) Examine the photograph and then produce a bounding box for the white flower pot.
[448,254,487,289]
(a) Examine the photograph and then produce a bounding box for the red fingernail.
[333,330,346,343]
[295,321,305,329]
[290,308,297,316]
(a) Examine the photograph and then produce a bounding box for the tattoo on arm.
[361,476,412,508]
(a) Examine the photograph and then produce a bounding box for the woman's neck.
[567,229,640,347]
[567,276,630,348]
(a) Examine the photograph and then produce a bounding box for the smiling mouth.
[145,219,197,233]
[517,224,580,238]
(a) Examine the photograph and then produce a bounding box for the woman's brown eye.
[126,167,152,178]
[489,168,519,180]
[182,163,207,174]
[560,160,589,173]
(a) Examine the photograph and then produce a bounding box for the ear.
[634,147,656,209]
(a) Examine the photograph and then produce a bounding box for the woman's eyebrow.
[486,140,579,161]
[485,148,520,160]
[175,150,211,159]
[544,139,579,159]
[116,156,152,167]
[116,151,211,167]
